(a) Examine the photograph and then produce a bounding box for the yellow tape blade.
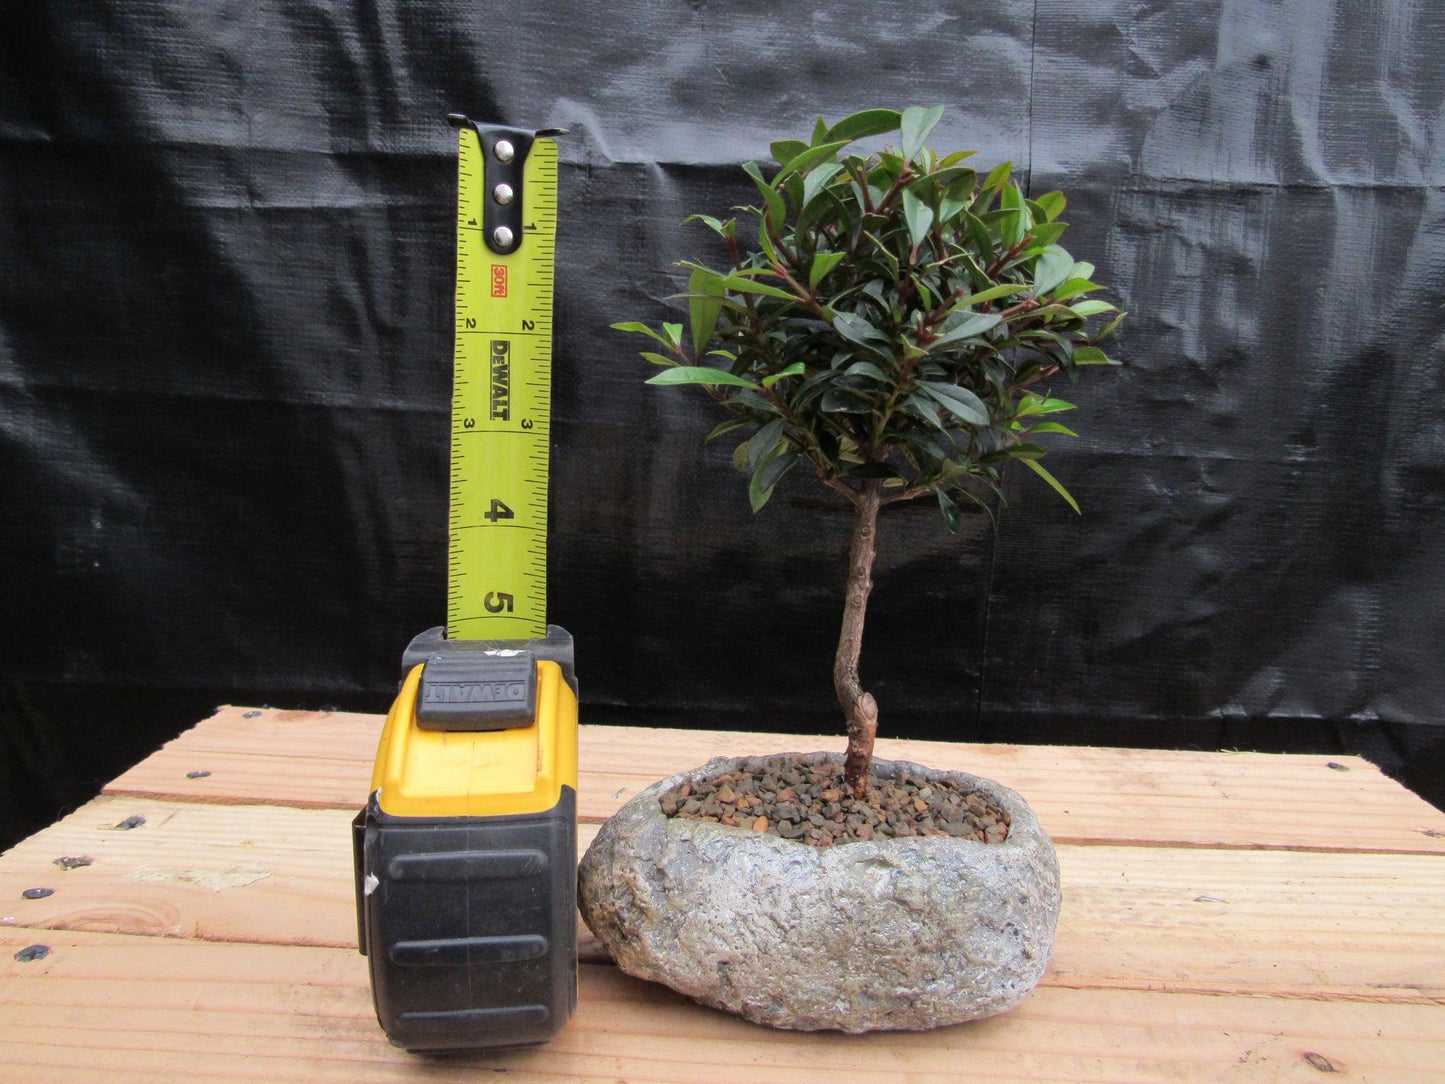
[447,129,557,640]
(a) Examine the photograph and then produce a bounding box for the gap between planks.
[2,795,1442,1006]
[101,705,1445,855]
[2,928,1442,1084]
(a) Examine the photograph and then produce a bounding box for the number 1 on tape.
[447,124,558,640]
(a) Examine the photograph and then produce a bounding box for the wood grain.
[103,705,1445,853]
[1,929,1440,1083]
[4,795,1442,1003]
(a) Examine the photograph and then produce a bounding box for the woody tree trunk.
[837,480,882,799]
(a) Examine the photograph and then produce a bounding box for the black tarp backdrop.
[2,1,1442,848]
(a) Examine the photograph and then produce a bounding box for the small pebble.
[657,758,1010,850]
[13,945,49,963]
[21,888,54,900]
[242,711,261,719]
[186,770,211,779]
[112,815,146,831]
[53,856,93,871]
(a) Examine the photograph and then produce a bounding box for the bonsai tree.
[614,106,1122,799]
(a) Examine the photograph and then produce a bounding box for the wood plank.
[105,706,1445,853]
[5,795,1443,1003]
[2,929,1441,1083]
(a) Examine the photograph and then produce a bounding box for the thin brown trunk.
[836,480,881,798]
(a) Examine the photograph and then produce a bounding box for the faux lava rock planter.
[577,753,1062,1032]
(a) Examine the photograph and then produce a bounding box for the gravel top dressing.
[658,754,1010,848]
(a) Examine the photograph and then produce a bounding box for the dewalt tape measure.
[352,116,577,1053]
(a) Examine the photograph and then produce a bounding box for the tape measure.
[354,116,578,1054]
[447,119,559,640]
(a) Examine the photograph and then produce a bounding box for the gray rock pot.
[578,752,1061,1032]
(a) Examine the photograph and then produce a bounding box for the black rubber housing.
[353,787,578,1051]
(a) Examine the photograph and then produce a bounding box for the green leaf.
[758,450,799,490]
[749,446,799,511]
[801,161,844,209]
[824,108,903,144]
[778,140,850,180]
[705,418,749,442]
[757,212,779,264]
[640,351,675,367]
[1025,421,1079,437]
[937,487,960,532]
[646,366,760,389]
[930,311,1002,348]
[1073,346,1120,366]
[1021,457,1080,514]
[761,362,806,388]
[770,139,808,166]
[732,439,751,472]
[746,417,786,472]
[661,322,684,348]
[844,360,890,381]
[923,164,977,192]
[1022,221,1068,250]
[999,183,1026,248]
[938,149,978,167]
[1035,191,1066,221]
[820,387,873,413]
[861,231,899,278]
[904,392,945,429]
[832,311,892,355]
[811,116,830,145]
[1051,277,1101,302]
[809,250,847,288]
[720,275,799,301]
[1030,303,1084,322]
[1031,246,1075,297]
[982,160,1012,191]
[902,188,934,248]
[1097,310,1128,339]
[683,213,735,240]
[963,212,995,262]
[900,104,945,161]
[939,195,969,224]
[1071,299,1118,316]
[741,161,786,231]
[688,268,726,356]
[1016,395,1076,415]
[610,321,674,349]
[919,381,990,426]
[956,283,1029,308]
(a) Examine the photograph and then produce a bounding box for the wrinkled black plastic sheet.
[2,0,1443,845]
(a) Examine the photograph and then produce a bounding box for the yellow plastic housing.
[371,659,578,818]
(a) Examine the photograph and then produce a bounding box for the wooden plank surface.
[4,794,1443,1003]
[5,710,1444,1081]
[105,706,1445,854]
[2,929,1441,1083]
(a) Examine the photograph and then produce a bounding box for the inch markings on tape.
[446,121,559,641]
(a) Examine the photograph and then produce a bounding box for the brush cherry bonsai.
[617,105,1121,795]
[580,106,1122,1032]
